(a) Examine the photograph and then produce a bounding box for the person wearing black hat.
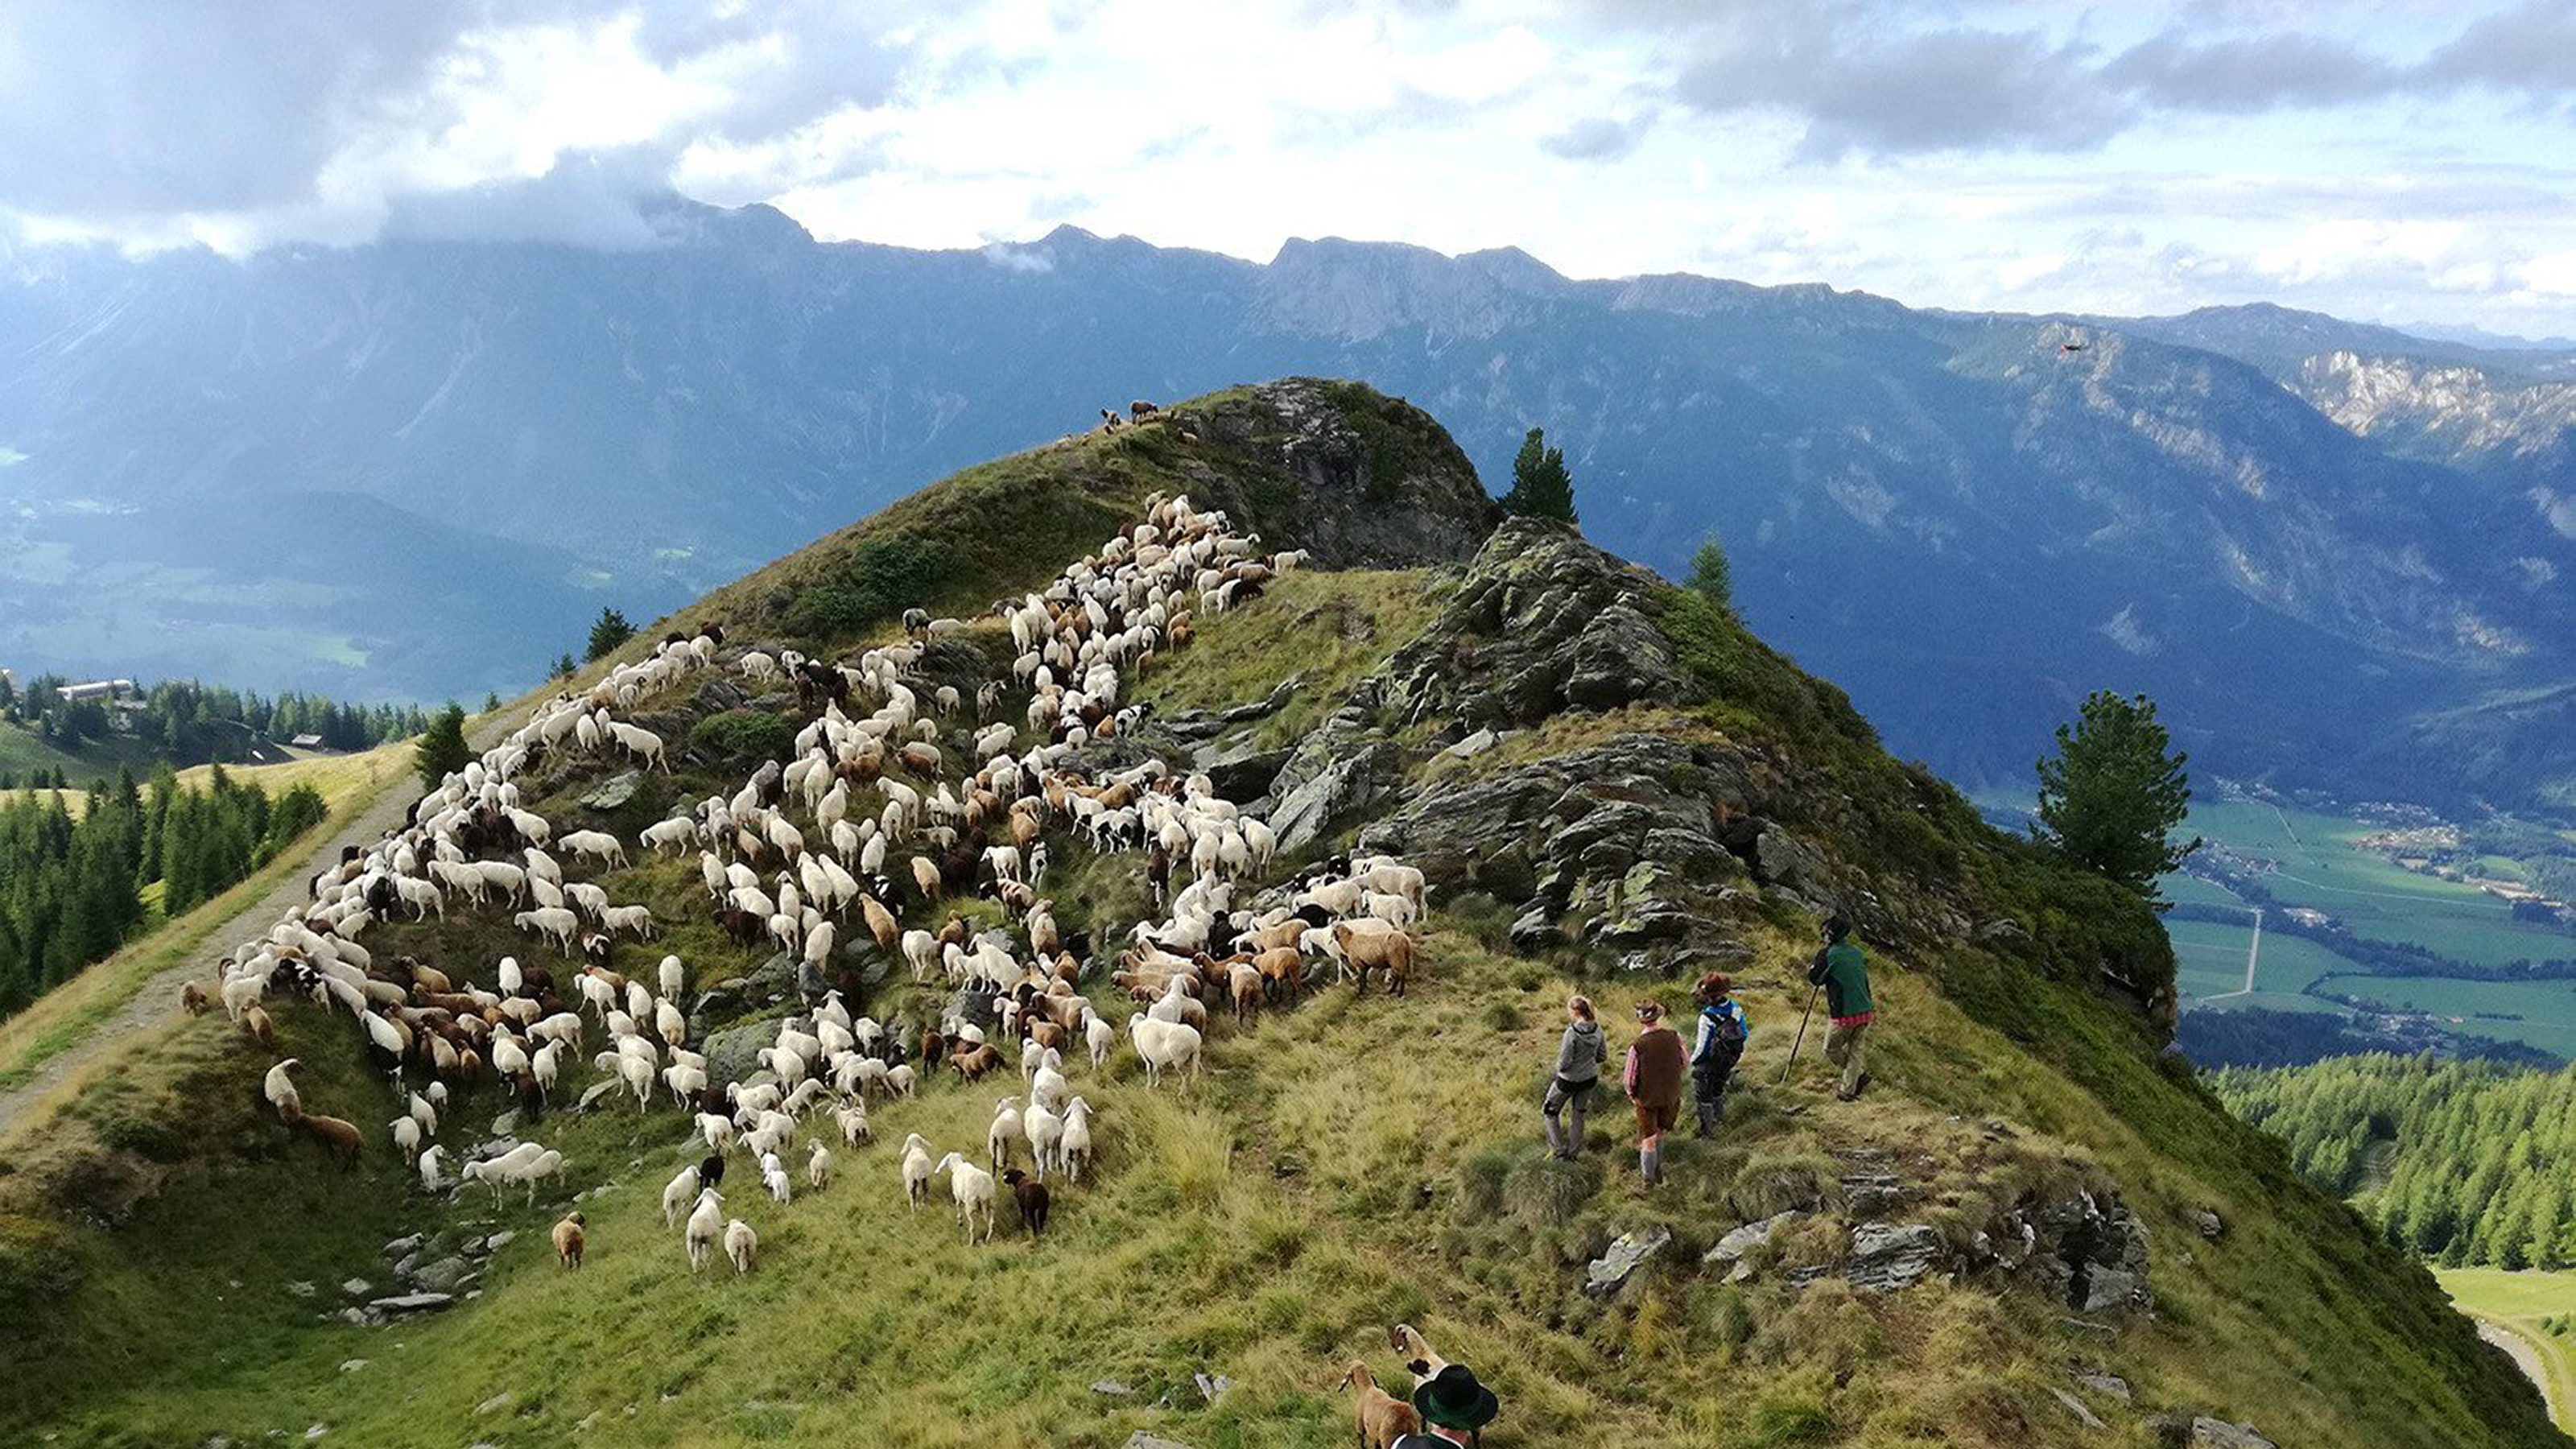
[1393,1364,1500,1446]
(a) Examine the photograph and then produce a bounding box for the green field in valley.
[2438,1268,2576,1429]
[2154,799,2576,1054]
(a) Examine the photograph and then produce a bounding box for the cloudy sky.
[4,0,2574,335]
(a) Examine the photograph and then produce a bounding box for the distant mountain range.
[2,198,2570,809]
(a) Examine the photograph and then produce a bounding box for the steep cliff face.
[0,380,2554,1449]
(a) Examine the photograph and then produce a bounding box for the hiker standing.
[1622,1001,1686,1184]
[1689,972,1749,1137]
[1542,994,1608,1160]
[1806,915,1874,1101]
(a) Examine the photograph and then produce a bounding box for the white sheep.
[1060,1097,1094,1184]
[1022,1097,1064,1180]
[807,1139,832,1191]
[989,1096,1023,1171]
[724,1217,759,1274]
[834,1102,870,1147]
[762,1152,794,1205]
[417,1144,448,1192]
[1128,1013,1203,1086]
[685,1187,725,1270]
[934,1152,998,1244]
[663,1163,703,1227]
[901,1133,937,1208]
[262,1058,303,1121]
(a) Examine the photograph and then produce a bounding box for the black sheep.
[1002,1168,1049,1237]
[699,1152,727,1191]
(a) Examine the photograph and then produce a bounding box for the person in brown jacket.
[1622,1000,1687,1185]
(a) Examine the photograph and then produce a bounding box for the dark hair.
[1825,915,1852,943]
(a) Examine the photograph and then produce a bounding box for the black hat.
[1413,1365,1499,1430]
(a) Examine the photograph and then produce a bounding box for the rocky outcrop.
[1360,733,1759,975]
[1991,1190,2154,1315]
[1372,518,1693,736]
[1171,379,1502,568]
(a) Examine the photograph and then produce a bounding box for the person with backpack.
[1689,972,1748,1137]
[1542,994,1608,1160]
[1622,1000,1686,1185]
[1805,915,1874,1101]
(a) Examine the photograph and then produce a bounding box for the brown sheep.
[950,1042,1002,1080]
[910,855,941,903]
[859,894,900,953]
[1254,945,1305,999]
[1337,1362,1420,1448]
[1333,924,1414,996]
[295,1113,364,1167]
[241,1004,275,1047]
[179,980,207,1015]
[1228,963,1264,1026]
[1026,1018,1067,1053]
[552,1211,587,1269]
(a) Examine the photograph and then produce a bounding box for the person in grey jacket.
[1542,994,1608,1159]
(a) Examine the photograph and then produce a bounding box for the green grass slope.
[0,380,2553,1449]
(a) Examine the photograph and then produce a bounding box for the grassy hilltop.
[0,381,2555,1448]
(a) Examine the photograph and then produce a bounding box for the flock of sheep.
[184,489,1428,1287]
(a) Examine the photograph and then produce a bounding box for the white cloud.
[0,1,2571,334]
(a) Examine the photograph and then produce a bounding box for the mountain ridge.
[0,378,2554,1447]
[2,201,2570,811]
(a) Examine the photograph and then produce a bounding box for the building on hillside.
[58,678,136,702]
[288,733,328,751]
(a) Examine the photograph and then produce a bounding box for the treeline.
[0,768,326,1018]
[2215,1055,2576,1269]
[0,675,427,777]
[2172,882,2576,981]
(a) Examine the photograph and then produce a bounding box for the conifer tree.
[1500,427,1578,524]
[2033,691,2201,899]
[415,704,471,793]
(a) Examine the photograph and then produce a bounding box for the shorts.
[1633,1097,1679,1136]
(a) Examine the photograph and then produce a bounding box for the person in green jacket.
[1805,915,1874,1101]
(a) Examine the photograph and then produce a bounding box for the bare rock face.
[1373,517,1693,734]
[1171,378,1502,569]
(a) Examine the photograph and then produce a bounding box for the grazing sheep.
[807,1139,832,1191]
[934,1152,998,1244]
[1337,1362,1421,1448]
[241,1004,275,1047]
[1002,1167,1050,1237]
[663,1163,703,1227]
[1126,1012,1203,1086]
[834,1102,871,1147]
[685,1187,725,1270]
[295,1113,364,1167]
[1332,922,1415,995]
[724,1216,759,1274]
[1059,1096,1096,1184]
[901,1133,936,1208]
[390,1114,423,1164]
[989,1096,1024,1171]
[179,980,207,1015]
[262,1058,303,1122]
[1022,1097,1064,1179]
[762,1151,794,1204]
[417,1144,448,1192]
[1389,1323,1452,1389]
[553,1212,586,1269]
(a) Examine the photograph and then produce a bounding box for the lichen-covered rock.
[1372,518,1693,733]
[2190,1418,2277,1449]
[1583,1224,1672,1298]
[579,770,643,813]
[1846,1221,1943,1293]
[1703,1209,1807,1269]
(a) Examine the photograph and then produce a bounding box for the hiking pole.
[1777,981,1823,1085]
